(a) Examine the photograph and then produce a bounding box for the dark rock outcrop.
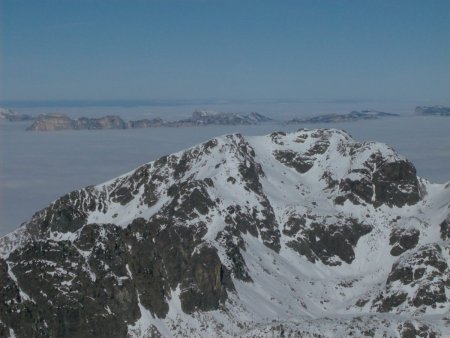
[390,228,420,256]
[273,150,313,174]
[440,214,450,240]
[285,216,372,265]
[337,152,420,208]
[373,244,449,312]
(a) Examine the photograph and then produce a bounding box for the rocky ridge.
[26,113,155,131]
[26,110,272,131]
[287,110,399,124]
[0,129,449,337]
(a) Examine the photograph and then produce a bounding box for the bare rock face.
[390,228,420,256]
[373,244,449,313]
[440,213,450,240]
[398,321,439,338]
[27,113,128,131]
[27,113,74,131]
[337,152,420,208]
[372,160,421,207]
[75,116,128,129]
[1,129,449,337]
[127,118,164,128]
[285,215,372,265]
[273,150,314,174]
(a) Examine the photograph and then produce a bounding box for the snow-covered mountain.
[1,129,449,337]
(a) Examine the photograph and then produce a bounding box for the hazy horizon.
[2,98,448,123]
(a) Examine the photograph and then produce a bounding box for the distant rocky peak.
[192,109,220,119]
[191,109,271,125]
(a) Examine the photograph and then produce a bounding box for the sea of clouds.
[1,103,449,236]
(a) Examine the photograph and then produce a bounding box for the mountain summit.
[1,129,449,337]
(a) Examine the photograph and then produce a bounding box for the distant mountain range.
[1,129,449,337]
[2,105,449,131]
[286,110,399,124]
[22,110,399,132]
[415,106,450,116]
[26,110,272,131]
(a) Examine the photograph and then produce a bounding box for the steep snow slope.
[0,129,449,338]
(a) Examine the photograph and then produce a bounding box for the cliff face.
[127,118,165,128]
[0,129,449,337]
[76,116,128,129]
[26,113,73,131]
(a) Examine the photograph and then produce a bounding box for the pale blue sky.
[1,0,449,102]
